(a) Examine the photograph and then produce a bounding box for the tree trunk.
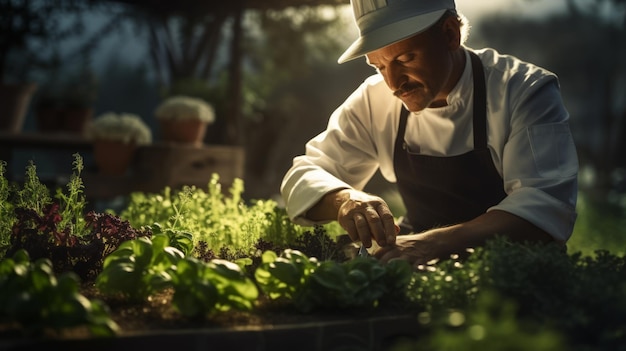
[225,0,245,146]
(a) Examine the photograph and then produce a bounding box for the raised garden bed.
[2,155,626,351]
[3,308,423,351]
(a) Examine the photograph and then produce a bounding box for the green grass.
[568,191,626,257]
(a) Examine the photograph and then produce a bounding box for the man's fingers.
[340,218,358,242]
[354,213,372,247]
[363,203,397,247]
[340,213,372,246]
[376,203,397,245]
[363,206,385,246]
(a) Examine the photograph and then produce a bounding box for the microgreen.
[54,153,88,236]
[16,160,51,215]
[119,173,343,259]
[0,160,14,253]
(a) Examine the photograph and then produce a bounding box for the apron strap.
[469,51,487,150]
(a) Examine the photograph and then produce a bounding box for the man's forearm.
[305,188,350,221]
[376,209,555,265]
[423,209,554,259]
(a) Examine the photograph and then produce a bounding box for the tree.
[475,0,626,197]
[108,0,349,145]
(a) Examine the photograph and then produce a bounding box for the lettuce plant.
[254,249,412,312]
[171,257,258,318]
[0,249,118,337]
[96,234,183,301]
[254,249,319,303]
[96,232,258,318]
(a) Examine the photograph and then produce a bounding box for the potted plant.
[35,67,99,134]
[0,1,92,133]
[86,112,152,176]
[154,95,216,147]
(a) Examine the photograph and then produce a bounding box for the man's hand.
[373,232,441,266]
[306,188,398,248]
[336,190,398,248]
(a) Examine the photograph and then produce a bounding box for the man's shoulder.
[473,47,556,80]
[472,47,559,94]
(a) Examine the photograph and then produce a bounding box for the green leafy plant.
[2,155,151,279]
[405,249,484,313]
[0,160,14,250]
[2,154,85,260]
[171,257,258,318]
[15,160,51,214]
[393,291,565,351]
[96,234,183,301]
[0,249,118,337]
[96,232,258,319]
[254,249,319,303]
[120,174,343,259]
[254,249,413,313]
[289,224,349,262]
[3,156,625,351]
[149,222,194,257]
[403,238,626,350]
[302,256,413,312]
[54,153,88,235]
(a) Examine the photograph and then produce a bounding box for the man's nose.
[385,63,407,92]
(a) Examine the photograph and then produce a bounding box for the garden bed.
[2,155,626,351]
[3,285,423,351]
[4,316,421,351]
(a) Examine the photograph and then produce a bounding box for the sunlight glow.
[339,0,567,24]
[455,0,567,19]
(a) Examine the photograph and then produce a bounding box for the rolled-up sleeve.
[280,84,383,225]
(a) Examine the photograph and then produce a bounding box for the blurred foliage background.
[2,0,625,256]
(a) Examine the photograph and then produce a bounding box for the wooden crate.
[83,143,245,199]
[135,143,245,190]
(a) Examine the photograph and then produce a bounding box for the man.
[280,0,578,266]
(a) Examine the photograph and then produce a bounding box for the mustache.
[393,83,423,97]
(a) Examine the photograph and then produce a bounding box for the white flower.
[87,112,152,145]
[154,96,215,124]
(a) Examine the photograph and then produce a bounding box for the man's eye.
[397,54,414,63]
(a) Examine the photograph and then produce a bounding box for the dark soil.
[79,284,413,337]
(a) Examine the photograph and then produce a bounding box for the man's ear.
[441,16,462,50]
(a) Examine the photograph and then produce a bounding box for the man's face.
[366,24,454,112]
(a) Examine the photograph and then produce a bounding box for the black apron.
[393,51,506,234]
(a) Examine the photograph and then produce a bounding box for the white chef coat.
[280,48,579,243]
